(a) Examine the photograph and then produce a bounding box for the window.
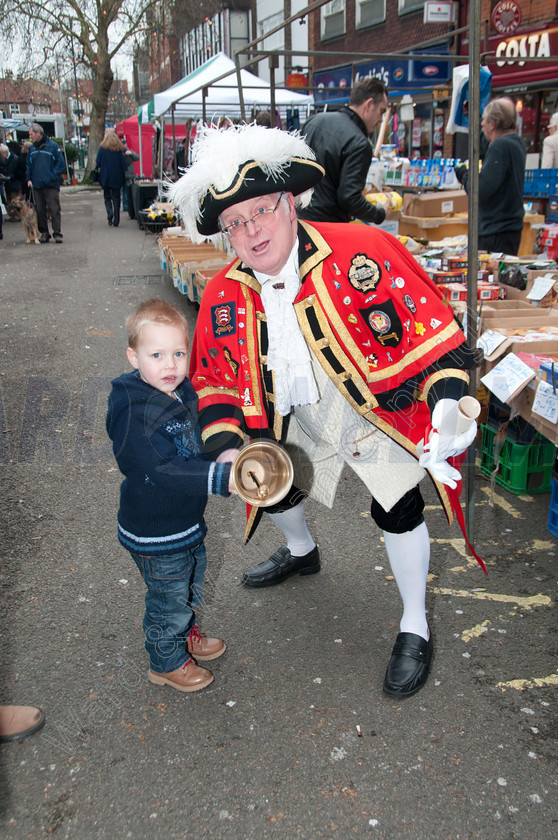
[321,0,346,41]
[9,103,20,115]
[398,0,424,14]
[356,0,386,29]
[257,11,284,51]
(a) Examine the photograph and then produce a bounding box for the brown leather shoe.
[0,705,46,742]
[187,624,226,661]
[148,658,213,693]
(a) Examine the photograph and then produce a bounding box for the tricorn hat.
[168,123,324,240]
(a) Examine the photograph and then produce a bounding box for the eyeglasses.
[220,193,285,237]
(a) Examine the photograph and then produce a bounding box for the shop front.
[312,46,452,159]
[460,19,558,160]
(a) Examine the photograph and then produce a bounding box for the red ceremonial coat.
[190,221,474,544]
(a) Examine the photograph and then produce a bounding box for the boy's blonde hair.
[126,298,189,350]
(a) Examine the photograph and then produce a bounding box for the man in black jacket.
[298,77,388,225]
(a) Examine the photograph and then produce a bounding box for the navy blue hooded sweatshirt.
[106,371,231,555]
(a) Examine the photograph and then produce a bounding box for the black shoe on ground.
[383,629,433,698]
[241,545,320,587]
[39,233,50,243]
[53,234,63,244]
[108,218,113,226]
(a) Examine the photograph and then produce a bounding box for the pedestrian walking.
[96,130,127,227]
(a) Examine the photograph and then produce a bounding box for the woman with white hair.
[541,113,558,169]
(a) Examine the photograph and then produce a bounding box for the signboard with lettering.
[460,22,558,87]
[424,2,456,24]
[491,0,522,36]
[313,47,451,104]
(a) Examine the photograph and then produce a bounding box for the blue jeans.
[130,543,208,673]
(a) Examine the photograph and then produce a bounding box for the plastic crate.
[479,423,555,494]
[486,393,537,444]
[547,478,558,537]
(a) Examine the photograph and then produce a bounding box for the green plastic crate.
[479,423,555,495]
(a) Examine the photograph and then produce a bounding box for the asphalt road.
[0,190,556,839]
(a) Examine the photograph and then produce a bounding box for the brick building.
[457,0,558,157]
[305,0,457,158]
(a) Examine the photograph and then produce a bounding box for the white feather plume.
[167,122,317,243]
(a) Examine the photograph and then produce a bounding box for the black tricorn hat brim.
[196,157,325,236]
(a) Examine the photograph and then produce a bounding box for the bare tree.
[0,0,165,173]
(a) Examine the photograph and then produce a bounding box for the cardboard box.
[481,299,537,311]
[402,190,468,217]
[480,311,558,330]
[525,270,558,307]
[509,377,558,445]
[399,213,469,241]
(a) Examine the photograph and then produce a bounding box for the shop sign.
[460,22,558,85]
[313,47,450,103]
[491,0,522,36]
[286,73,308,89]
[495,29,550,66]
[424,2,456,24]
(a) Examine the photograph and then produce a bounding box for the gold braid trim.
[419,369,470,403]
[201,422,244,445]
[241,286,265,418]
[197,385,239,401]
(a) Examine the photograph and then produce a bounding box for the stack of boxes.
[478,274,558,518]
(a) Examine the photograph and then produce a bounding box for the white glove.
[417,399,477,488]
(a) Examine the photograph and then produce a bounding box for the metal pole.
[56,60,70,180]
[235,53,246,122]
[269,56,277,129]
[465,0,481,545]
[138,110,144,178]
[171,106,177,177]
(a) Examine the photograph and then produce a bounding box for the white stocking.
[383,521,430,640]
[267,502,316,557]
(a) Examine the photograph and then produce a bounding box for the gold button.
[259,356,267,364]
[256,311,265,320]
[365,402,372,410]
[321,338,330,347]
[306,295,315,305]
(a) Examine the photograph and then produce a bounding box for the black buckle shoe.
[241,545,320,587]
[383,630,433,698]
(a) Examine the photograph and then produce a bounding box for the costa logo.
[393,68,404,81]
[492,0,522,36]
[495,30,550,66]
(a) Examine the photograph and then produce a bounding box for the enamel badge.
[359,300,403,348]
[348,254,382,293]
[211,302,236,337]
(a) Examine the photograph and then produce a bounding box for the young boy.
[106,298,237,693]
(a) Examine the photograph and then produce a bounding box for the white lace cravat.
[254,241,319,416]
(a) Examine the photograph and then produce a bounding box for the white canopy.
[146,52,313,121]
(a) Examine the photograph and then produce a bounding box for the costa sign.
[495,29,550,66]
[491,1,521,36]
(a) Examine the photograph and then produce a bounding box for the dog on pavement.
[7,196,40,245]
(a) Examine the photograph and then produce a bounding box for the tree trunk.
[86,61,114,175]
